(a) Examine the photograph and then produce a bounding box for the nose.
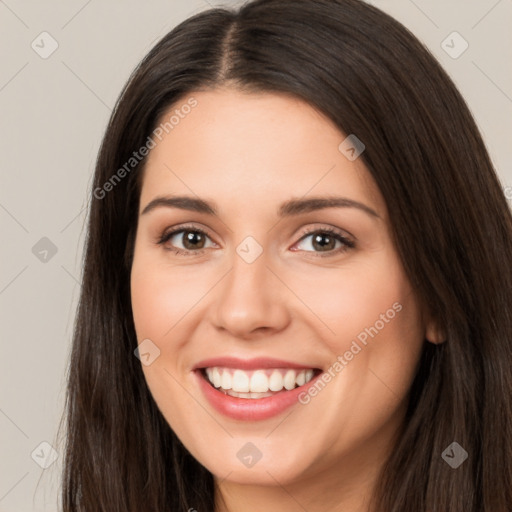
[211,248,291,339]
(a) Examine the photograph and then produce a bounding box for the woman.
[60,0,512,510]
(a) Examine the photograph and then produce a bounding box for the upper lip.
[193,357,321,371]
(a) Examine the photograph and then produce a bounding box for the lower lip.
[194,369,322,421]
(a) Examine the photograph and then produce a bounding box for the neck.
[214,464,378,512]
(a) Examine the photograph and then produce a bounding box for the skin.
[130,88,443,512]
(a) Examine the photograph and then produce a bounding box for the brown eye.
[157,225,215,256]
[293,228,355,257]
[310,232,337,251]
[178,230,207,250]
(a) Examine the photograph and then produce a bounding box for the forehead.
[140,88,385,218]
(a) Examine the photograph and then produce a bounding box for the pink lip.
[193,356,319,371]
[193,367,323,421]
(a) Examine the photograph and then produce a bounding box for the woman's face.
[130,88,437,489]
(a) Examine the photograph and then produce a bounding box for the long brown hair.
[60,0,512,510]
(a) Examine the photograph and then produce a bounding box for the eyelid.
[157,222,356,256]
[157,223,216,251]
[294,223,355,243]
[290,225,355,257]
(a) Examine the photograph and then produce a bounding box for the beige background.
[1,0,511,510]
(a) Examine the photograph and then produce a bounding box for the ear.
[424,313,446,345]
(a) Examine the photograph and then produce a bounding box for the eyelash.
[156,224,356,258]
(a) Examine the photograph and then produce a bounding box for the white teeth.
[221,370,232,390]
[204,367,317,394]
[212,367,221,388]
[250,370,269,392]
[225,390,276,399]
[284,369,296,390]
[269,370,284,391]
[232,369,250,392]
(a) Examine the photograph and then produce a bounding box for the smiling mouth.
[200,366,323,399]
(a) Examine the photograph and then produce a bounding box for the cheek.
[130,257,205,341]
[293,261,424,456]
[291,251,425,407]
[130,258,211,442]
[288,255,418,352]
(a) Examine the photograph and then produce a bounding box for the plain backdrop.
[1,0,511,510]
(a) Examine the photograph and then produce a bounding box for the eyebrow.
[141,195,380,219]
